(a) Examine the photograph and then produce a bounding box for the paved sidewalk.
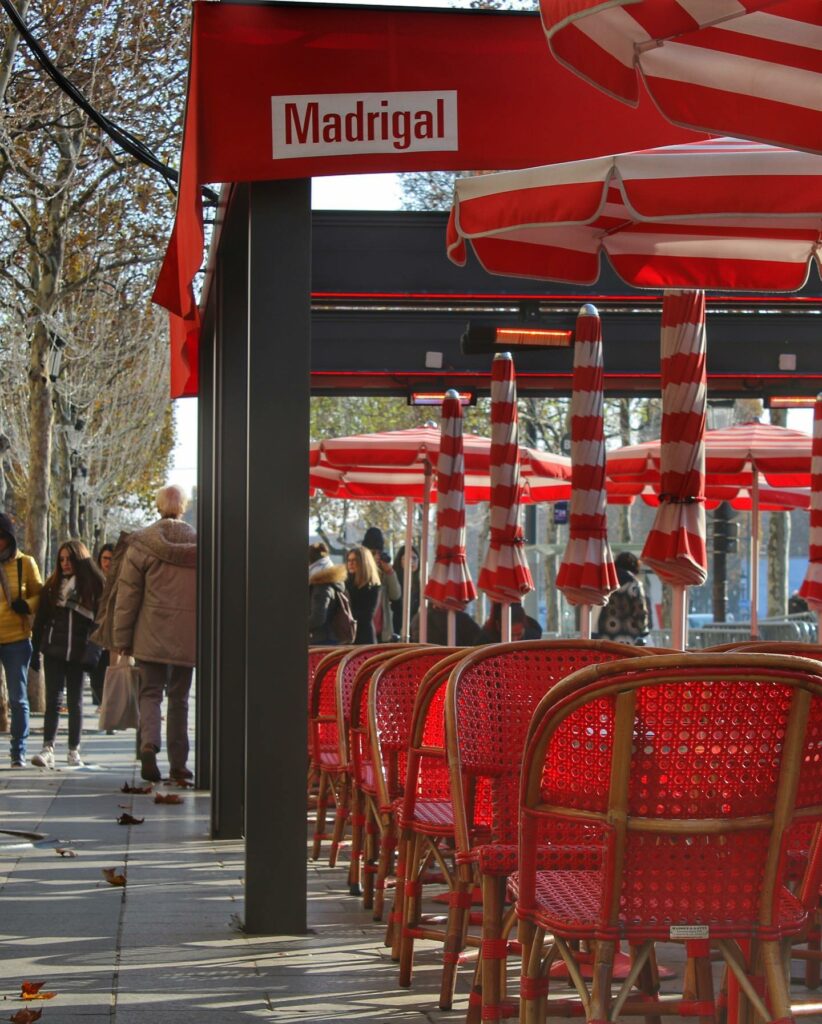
[0,706,820,1023]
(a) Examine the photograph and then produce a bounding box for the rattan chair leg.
[373,817,396,923]
[439,871,473,1009]
[388,828,410,957]
[328,775,349,869]
[362,800,378,909]
[311,770,330,860]
[589,939,615,1023]
[481,873,508,1023]
[629,942,662,1024]
[804,911,821,989]
[348,786,363,894]
[762,939,793,1023]
[523,926,546,1024]
[399,831,425,988]
[466,949,483,1024]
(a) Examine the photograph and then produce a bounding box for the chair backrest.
[725,641,822,660]
[520,652,822,936]
[310,647,351,767]
[308,646,336,753]
[446,639,647,852]
[401,650,469,825]
[335,644,412,764]
[347,648,417,788]
[364,647,461,812]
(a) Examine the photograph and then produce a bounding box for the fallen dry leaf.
[55,847,77,858]
[121,782,152,794]
[102,868,126,887]
[116,813,144,826]
[154,792,184,805]
[10,1008,43,1022]
[20,981,55,1001]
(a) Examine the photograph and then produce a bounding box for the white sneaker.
[32,746,55,769]
[66,748,83,767]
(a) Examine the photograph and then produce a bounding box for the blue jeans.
[0,639,32,761]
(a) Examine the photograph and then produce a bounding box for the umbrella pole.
[419,464,432,644]
[750,473,760,640]
[579,604,592,640]
[447,609,456,646]
[672,585,688,650]
[402,497,414,641]
[501,602,512,643]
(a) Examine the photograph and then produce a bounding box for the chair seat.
[478,843,603,877]
[356,761,377,793]
[319,750,344,771]
[399,798,455,835]
[511,869,810,941]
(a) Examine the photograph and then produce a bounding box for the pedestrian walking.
[362,527,401,641]
[112,485,196,783]
[593,551,650,645]
[32,540,104,768]
[391,545,420,638]
[0,513,42,767]
[345,545,381,645]
[308,541,347,644]
[89,544,114,708]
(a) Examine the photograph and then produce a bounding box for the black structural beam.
[309,211,822,398]
[244,178,310,935]
[211,184,249,839]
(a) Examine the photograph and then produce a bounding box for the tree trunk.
[544,515,559,633]
[27,321,54,570]
[27,665,44,715]
[616,399,632,544]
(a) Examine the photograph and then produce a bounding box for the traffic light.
[713,517,739,554]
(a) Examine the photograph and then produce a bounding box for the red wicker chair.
[329,644,411,875]
[309,647,351,861]
[343,646,414,896]
[445,639,649,1023]
[395,649,470,1000]
[516,652,822,1024]
[348,646,458,915]
[307,646,335,803]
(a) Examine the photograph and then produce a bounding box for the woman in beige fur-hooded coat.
[112,485,196,784]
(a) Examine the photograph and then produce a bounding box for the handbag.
[81,639,104,670]
[98,655,140,731]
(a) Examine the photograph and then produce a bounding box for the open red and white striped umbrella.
[540,0,822,156]
[424,392,477,640]
[447,137,822,291]
[310,426,571,503]
[478,353,534,634]
[556,304,617,633]
[799,395,822,613]
[641,290,707,648]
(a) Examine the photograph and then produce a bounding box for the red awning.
[154,3,703,398]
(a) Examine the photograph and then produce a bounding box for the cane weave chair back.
[310,647,351,771]
[366,647,461,813]
[446,639,648,855]
[519,652,822,943]
[348,648,417,795]
[335,644,411,766]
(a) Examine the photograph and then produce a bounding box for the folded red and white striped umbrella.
[540,0,822,156]
[608,477,810,513]
[478,354,535,603]
[556,305,618,606]
[640,290,708,587]
[310,426,571,504]
[608,420,813,489]
[447,137,822,291]
[424,391,478,610]
[799,396,822,610]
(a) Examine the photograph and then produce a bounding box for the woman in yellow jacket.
[0,513,43,767]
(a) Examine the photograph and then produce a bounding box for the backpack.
[90,530,132,650]
[330,587,357,644]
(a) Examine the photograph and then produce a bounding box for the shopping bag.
[98,656,140,731]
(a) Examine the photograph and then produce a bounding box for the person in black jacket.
[391,545,420,639]
[477,602,542,644]
[345,545,381,645]
[32,540,103,768]
[308,542,347,645]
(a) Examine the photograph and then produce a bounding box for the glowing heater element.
[408,390,475,407]
[768,396,818,409]
[461,323,573,354]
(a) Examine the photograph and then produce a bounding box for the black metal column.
[195,289,215,791]
[210,185,250,838]
[244,179,310,934]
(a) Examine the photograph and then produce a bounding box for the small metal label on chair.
[669,925,709,939]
